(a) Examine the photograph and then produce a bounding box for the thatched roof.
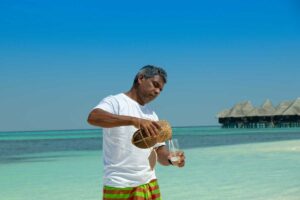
[274,100,294,115]
[248,99,275,116]
[216,109,230,118]
[281,98,300,116]
[227,101,254,117]
[217,98,300,118]
[262,99,275,112]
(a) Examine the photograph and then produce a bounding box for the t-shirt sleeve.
[93,95,118,115]
[154,141,166,148]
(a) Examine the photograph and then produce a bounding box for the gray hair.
[133,65,167,85]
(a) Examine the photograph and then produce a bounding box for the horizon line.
[0,124,221,133]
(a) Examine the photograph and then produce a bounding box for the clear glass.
[168,138,181,166]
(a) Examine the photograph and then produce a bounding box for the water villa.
[217,98,300,128]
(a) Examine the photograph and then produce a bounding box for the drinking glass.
[168,138,181,166]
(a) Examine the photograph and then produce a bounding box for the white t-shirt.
[94,93,164,187]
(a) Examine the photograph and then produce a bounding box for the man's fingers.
[142,127,151,137]
[139,119,161,137]
[152,121,162,130]
[142,124,157,137]
[177,152,185,167]
[147,125,157,137]
[150,123,160,136]
[146,122,160,137]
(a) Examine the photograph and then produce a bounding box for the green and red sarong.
[103,179,161,200]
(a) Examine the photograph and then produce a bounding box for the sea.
[1,126,300,200]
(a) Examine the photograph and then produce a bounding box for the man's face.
[137,75,165,105]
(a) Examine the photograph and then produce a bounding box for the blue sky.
[1,0,300,131]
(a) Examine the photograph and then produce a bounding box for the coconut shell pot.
[132,120,172,149]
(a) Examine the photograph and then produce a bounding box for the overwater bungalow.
[217,98,300,128]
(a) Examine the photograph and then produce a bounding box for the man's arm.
[87,108,137,128]
[155,145,171,166]
[156,145,185,167]
[87,108,161,137]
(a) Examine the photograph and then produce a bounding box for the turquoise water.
[1,127,300,200]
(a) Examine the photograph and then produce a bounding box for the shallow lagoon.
[1,128,300,200]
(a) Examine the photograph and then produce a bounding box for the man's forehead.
[149,75,165,83]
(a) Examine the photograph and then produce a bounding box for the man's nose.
[154,88,161,95]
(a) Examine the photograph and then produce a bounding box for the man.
[87,65,185,200]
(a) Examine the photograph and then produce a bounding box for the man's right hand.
[132,118,161,138]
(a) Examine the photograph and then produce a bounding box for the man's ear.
[137,75,144,84]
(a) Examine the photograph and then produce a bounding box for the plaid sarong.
[103,179,161,200]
